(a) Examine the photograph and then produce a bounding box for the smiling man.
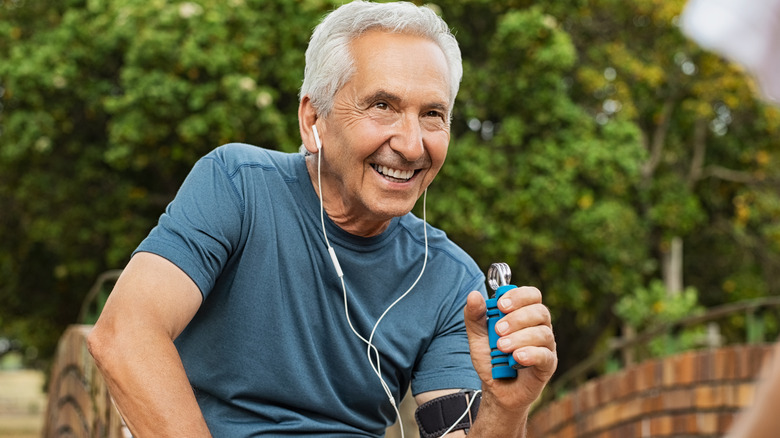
[88,2,557,437]
[299,30,450,236]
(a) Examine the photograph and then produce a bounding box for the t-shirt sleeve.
[410,272,487,395]
[134,151,244,298]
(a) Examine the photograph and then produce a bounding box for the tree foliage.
[0,0,328,363]
[559,0,780,337]
[2,0,780,380]
[429,4,651,372]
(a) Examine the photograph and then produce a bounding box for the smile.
[371,164,416,182]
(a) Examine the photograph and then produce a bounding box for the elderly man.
[87,1,557,437]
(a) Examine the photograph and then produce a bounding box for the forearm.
[466,391,527,438]
[460,289,557,438]
[88,326,211,437]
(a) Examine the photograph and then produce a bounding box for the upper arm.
[412,276,485,395]
[414,389,470,438]
[94,252,202,342]
[415,388,460,406]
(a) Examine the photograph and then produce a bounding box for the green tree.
[560,0,780,330]
[432,0,780,376]
[0,0,331,363]
[2,0,779,383]
[431,3,652,375]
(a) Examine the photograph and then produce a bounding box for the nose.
[389,114,425,162]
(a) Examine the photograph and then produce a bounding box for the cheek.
[420,138,448,188]
[348,123,389,155]
[428,133,450,168]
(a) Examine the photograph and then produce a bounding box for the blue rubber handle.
[486,284,523,379]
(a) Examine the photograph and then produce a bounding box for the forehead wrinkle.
[348,31,452,110]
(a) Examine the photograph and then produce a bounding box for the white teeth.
[374,164,414,180]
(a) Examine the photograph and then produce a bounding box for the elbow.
[86,326,103,364]
[87,322,115,370]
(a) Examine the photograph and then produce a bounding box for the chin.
[372,199,418,220]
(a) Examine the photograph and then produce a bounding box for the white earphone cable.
[440,389,482,436]
[314,131,470,437]
[316,146,418,435]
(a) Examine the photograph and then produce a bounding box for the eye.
[374,102,389,110]
[425,110,444,118]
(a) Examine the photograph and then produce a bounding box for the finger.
[496,325,555,356]
[497,286,542,313]
[494,303,551,336]
[512,345,558,376]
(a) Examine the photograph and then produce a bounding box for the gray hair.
[300,1,462,118]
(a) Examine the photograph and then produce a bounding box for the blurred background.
[2,0,779,436]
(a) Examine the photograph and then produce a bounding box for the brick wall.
[44,325,773,437]
[528,345,775,438]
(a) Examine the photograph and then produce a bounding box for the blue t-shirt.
[135,143,486,437]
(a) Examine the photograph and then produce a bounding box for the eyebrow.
[359,90,401,107]
[360,89,450,113]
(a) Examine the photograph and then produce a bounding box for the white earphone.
[312,124,323,151]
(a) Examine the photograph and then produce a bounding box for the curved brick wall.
[45,325,773,437]
[528,345,774,438]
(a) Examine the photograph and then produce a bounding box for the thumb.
[463,291,492,378]
[464,290,488,336]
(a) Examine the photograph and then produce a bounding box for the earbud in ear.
[312,125,323,151]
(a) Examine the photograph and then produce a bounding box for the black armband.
[414,389,481,438]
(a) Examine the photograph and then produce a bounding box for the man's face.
[317,30,451,234]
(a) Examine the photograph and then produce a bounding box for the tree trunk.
[663,236,683,295]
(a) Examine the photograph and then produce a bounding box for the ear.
[298,95,321,155]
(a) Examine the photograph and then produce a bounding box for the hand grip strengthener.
[486,262,525,379]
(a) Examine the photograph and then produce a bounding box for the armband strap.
[415,389,481,437]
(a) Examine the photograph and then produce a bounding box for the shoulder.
[205,143,303,179]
